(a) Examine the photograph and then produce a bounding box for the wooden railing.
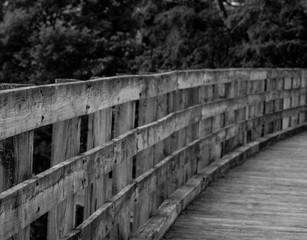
[0,69,306,240]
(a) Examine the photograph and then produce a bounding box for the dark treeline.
[1,0,307,84]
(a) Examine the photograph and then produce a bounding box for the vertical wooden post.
[190,87,200,141]
[48,117,81,240]
[264,78,273,135]
[135,98,156,178]
[84,108,112,218]
[111,101,135,240]
[113,101,136,194]
[225,82,236,125]
[283,77,292,129]
[271,78,278,133]
[291,77,300,126]
[177,90,189,149]
[199,85,214,139]
[0,132,34,240]
[299,72,307,123]
[212,114,222,160]
[168,90,181,154]
[154,94,168,165]
[0,84,34,240]
[0,139,13,193]
[12,132,34,240]
[182,89,194,147]
[225,81,237,151]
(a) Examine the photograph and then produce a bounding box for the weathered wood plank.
[168,91,180,155]
[65,183,136,240]
[1,92,307,239]
[47,117,81,240]
[176,68,293,90]
[1,69,306,240]
[84,108,112,218]
[177,90,189,150]
[0,72,176,141]
[65,122,242,240]
[164,130,307,240]
[112,101,136,196]
[0,139,14,192]
[0,132,34,240]
[130,141,259,240]
[155,94,168,164]
[111,103,136,239]
[0,84,34,240]
[135,97,157,178]
[0,69,302,142]
[282,77,293,129]
[0,83,32,90]
[81,122,306,239]
[0,111,242,239]
[133,123,307,240]
[11,132,34,240]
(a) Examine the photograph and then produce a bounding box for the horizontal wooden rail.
[131,122,307,240]
[0,83,33,90]
[1,92,306,239]
[65,112,307,240]
[0,69,303,141]
[0,68,307,240]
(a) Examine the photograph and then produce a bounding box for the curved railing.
[0,69,306,240]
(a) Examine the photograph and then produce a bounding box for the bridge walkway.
[163,131,307,240]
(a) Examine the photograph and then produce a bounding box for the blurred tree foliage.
[0,0,141,84]
[1,0,307,84]
[228,0,307,67]
[134,0,307,71]
[133,0,232,72]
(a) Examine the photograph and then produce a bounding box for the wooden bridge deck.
[163,131,307,240]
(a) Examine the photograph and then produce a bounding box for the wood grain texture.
[163,130,307,240]
[11,132,34,240]
[0,83,32,90]
[0,132,34,240]
[1,68,307,240]
[84,108,112,218]
[112,101,136,196]
[0,100,204,239]
[0,118,241,239]
[0,72,176,141]
[0,138,14,192]
[0,69,301,142]
[47,117,81,240]
[66,136,203,240]
[131,123,307,240]
[154,94,168,165]
[0,83,34,240]
[135,97,157,178]
[1,91,307,239]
